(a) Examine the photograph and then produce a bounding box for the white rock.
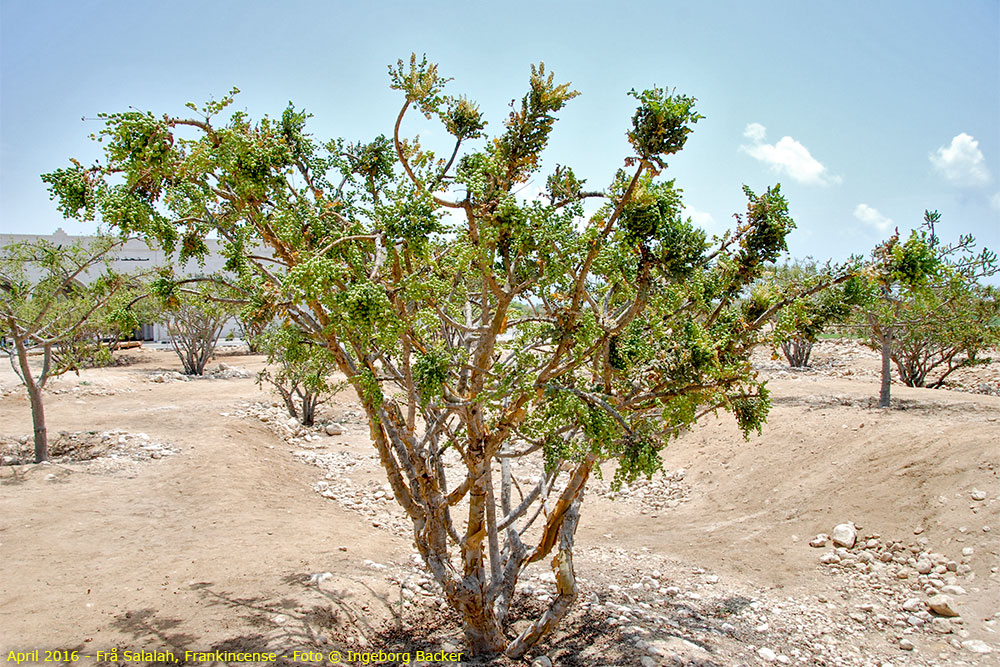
[309,571,333,584]
[809,533,829,548]
[831,523,857,548]
[940,585,967,596]
[970,489,987,501]
[758,647,777,662]
[961,640,993,654]
[902,598,925,613]
[916,559,933,574]
[530,657,552,667]
[325,422,344,436]
[899,638,914,651]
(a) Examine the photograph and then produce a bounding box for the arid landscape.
[2,340,998,666]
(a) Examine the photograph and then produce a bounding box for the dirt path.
[1,353,406,654]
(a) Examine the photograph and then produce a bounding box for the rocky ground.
[1,341,997,666]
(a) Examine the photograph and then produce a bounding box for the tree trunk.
[301,391,316,426]
[13,336,49,462]
[879,327,892,408]
[781,338,813,368]
[461,607,507,657]
[27,380,49,463]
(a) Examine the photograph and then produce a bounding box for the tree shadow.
[100,574,749,666]
[108,608,199,664]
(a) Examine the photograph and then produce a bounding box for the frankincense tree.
[859,212,997,405]
[0,236,133,462]
[44,56,848,656]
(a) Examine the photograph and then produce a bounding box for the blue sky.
[2,0,998,266]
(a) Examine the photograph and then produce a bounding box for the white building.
[0,228,243,343]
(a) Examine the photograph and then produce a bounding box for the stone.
[831,523,857,548]
[970,489,987,501]
[647,637,712,663]
[931,617,952,634]
[927,594,959,617]
[902,598,925,613]
[758,647,777,662]
[530,657,552,667]
[809,534,829,548]
[309,571,333,584]
[819,552,841,565]
[325,422,344,436]
[916,559,933,574]
[899,639,915,651]
[961,640,993,654]
[639,658,655,667]
[940,585,967,596]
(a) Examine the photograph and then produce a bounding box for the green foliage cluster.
[770,260,870,366]
[256,323,339,425]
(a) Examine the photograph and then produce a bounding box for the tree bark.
[13,336,48,462]
[879,326,892,408]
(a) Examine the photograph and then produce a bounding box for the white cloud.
[740,123,840,186]
[743,122,767,143]
[853,203,893,232]
[930,133,991,187]
[683,204,715,230]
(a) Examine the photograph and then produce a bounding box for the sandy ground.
[1,342,998,666]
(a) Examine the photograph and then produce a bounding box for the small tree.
[0,236,132,462]
[890,283,999,388]
[770,260,867,367]
[162,287,230,375]
[862,211,997,406]
[45,58,851,656]
[256,323,338,425]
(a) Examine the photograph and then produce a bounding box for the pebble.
[970,489,987,501]
[899,638,914,651]
[809,533,829,548]
[530,657,551,667]
[758,647,777,662]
